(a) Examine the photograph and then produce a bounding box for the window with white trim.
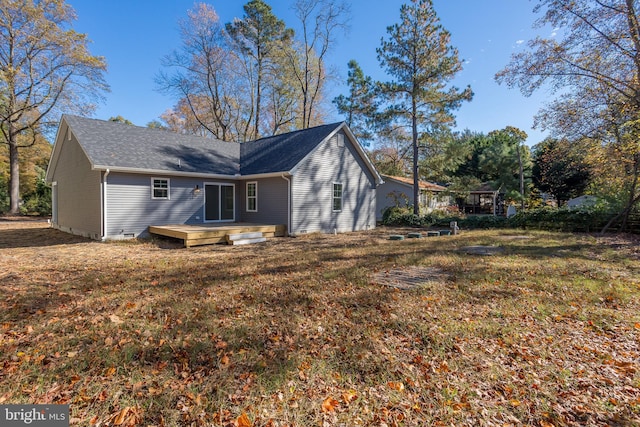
[152,178,170,199]
[332,183,343,212]
[246,181,257,212]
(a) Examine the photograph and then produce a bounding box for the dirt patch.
[373,266,450,290]
[460,245,505,255]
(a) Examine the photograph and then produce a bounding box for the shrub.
[460,215,509,229]
[381,206,411,226]
[509,204,615,232]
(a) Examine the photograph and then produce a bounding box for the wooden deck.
[148,223,287,247]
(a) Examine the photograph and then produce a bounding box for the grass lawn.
[0,221,639,426]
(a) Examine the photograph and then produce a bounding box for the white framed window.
[151,178,170,199]
[246,181,258,212]
[332,182,343,212]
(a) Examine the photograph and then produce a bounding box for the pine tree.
[332,60,377,146]
[226,0,293,139]
[377,0,472,215]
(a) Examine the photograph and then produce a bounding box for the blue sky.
[68,0,553,146]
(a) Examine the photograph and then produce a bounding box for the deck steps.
[226,231,267,245]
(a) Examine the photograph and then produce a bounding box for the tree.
[369,126,413,176]
[487,127,528,209]
[288,0,350,129]
[226,0,293,140]
[157,3,244,141]
[0,0,108,214]
[478,128,532,204]
[0,131,51,214]
[377,0,472,215]
[496,0,640,230]
[332,59,377,145]
[533,138,591,206]
[109,116,133,125]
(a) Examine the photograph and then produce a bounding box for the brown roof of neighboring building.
[383,175,447,192]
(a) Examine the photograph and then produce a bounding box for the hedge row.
[381,205,622,233]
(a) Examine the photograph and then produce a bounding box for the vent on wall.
[123,233,135,238]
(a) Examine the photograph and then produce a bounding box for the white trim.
[203,182,236,222]
[332,182,343,212]
[101,169,110,240]
[151,177,170,200]
[246,181,258,212]
[281,174,291,236]
[51,181,58,225]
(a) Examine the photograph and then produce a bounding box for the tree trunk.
[517,142,525,210]
[412,101,419,216]
[9,138,20,215]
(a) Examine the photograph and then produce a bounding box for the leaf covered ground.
[0,221,639,426]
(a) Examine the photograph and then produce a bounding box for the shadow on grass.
[0,226,90,249]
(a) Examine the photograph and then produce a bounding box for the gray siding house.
[46,115,382,240]
[376,175,450,220]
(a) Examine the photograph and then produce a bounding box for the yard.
[0,220,639,426]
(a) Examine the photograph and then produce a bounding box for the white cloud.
[516,40,525,45]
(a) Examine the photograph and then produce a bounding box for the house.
[567,195,598,209]
[456,183,505,216]
[376,175,449,220]
[45,115,382,240]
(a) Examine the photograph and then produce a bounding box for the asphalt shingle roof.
[63,115,343,176]
[65,115,241,175]
[240,122,341,175]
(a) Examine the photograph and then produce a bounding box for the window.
[152,178,170,199]
[246,182,257,212]
[332,183,343,212]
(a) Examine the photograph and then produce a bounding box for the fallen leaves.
[109,406,142,426]
[321,396,340,413]
[2,224,640,426]
[236,412,251,427]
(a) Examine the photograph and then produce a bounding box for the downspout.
[281,174,291,236]
[101,169,110,241]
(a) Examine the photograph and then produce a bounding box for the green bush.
[508,204,615,232]
[19,178,51,216]
[381,206,410,225]
[381,203,619,233]
[460,215,509,229]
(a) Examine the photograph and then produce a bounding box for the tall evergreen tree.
[332,60,377,146]
[226,0,293,139]
[377,0,472,215]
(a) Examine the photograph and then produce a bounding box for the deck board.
[149,223,286,247]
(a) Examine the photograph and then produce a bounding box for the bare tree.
[288,0,350,129]
[496,0,640,230]
[0,0,108,214]
[157,3,247,141]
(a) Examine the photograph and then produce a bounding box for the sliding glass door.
[204,183,235,222]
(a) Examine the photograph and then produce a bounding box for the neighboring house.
[456,183,505,216]
[567,195,598,209]
[45,115,382,240]
[376,175,449,220]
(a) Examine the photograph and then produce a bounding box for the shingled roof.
[240,122,342,175]
[59,115,347,177]
[62,115,241,175]
[382,175,447,192]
